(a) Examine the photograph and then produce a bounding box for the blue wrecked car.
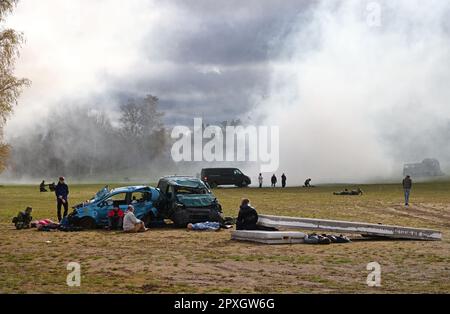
[70,185,160,229]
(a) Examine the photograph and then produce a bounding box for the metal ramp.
[257,215,442,241]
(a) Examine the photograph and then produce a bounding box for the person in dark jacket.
[12,207,33,229]
[304,178,312,187]
[55,176,69,222]
[281,173,287,188]
[402,175,412,206]
[271,174,277,187]
[236,199,258,230]
[236,199,277,231]
[40,180,47,192]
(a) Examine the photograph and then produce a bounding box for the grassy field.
[0,182,449,293]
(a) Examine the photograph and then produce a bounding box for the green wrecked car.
[156,176,224,227]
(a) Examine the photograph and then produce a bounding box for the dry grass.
[0,182,449,293]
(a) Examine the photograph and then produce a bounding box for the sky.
[3,0,450,183]
[5,0,309,127]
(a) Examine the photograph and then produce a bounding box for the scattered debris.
[231,230,352,245]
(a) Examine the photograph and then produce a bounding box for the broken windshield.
[94,185,110,201]
[176,193,216,207]
[175,185,209,195]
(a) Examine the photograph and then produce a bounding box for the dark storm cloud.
[149,0,311,65]
[6,0,315,130]
[94,0,314,125]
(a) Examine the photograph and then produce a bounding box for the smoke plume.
[259,0,450,184]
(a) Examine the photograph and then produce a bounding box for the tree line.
[8,95,168,179]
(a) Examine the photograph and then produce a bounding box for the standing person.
[55,176,69,222]
[258,173,263,188]
[123,205,147,233]
[271,174,277,187]
[281,173,287,188]
[402,175,412,206]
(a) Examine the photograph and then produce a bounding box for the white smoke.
[260,0,450,184]
[4,0,184,133]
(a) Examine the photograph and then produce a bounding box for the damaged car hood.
[94,185,110,201]
[176,194,216,208]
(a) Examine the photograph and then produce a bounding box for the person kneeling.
[123,205,147,233]
[107,207,124,230]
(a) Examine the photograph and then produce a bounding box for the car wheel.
[171,211,188,228]
[78,217,96,230]
[240,180,249,187]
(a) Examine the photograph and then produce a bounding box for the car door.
[219,168,231,185]
[233,169,244,184]
[99,192,129,225]
[130,189,153,220]
[165,185,177,217]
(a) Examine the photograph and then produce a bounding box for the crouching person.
[12,207,33,230]
[123,205,147,233]
[107,207,124,230]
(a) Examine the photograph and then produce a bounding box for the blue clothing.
[190,221,220,231]
[55,182,69,200]
[404,188,411,205]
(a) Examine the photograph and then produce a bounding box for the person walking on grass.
[258,173,263,188]
[271,174,277,187]
[55,176,69,222]
[402,175,412,206]
[123,205,148,233]
[281,173,287,188]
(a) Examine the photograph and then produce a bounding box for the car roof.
[159,176,205,187]
[109,185,152,194]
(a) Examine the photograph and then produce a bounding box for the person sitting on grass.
[107,207,124,230]
[12,207,33,230]
[236,199,277,231]
[123,205,147,233]
[40,180,47,192]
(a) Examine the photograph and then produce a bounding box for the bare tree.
[0,0,30,172]
[119,94,163,138]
